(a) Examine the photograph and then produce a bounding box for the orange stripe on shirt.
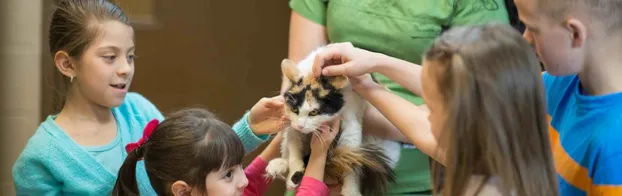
[591,185,622,196]
[548,116,592,192]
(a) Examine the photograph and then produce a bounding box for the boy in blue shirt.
[515,0,622,195]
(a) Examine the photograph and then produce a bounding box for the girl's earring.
[70,76,74,83]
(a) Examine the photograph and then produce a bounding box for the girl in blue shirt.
[11,0,285,195]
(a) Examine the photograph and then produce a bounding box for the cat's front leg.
[341,172,363,196]
[336,106,365,195]
[285,130,306,189]
[265,130,292,180]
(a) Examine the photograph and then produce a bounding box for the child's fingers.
[324,120,340,139]
[319,124,330,134]
[313,43,353,77]
[330,119,341,131]
[312,48,340,77]
[322,61,357,77]
[264,96,285,108]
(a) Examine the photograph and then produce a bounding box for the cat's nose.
[293,124,304,130]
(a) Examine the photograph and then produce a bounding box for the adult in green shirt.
[281,0,509,195]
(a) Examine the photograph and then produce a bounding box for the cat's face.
[281,59,348,134]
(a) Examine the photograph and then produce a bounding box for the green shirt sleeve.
[289,0,327,26]
[450,0,509,27]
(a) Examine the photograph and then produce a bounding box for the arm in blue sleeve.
[12,155,61,196]
[232,111,270,154]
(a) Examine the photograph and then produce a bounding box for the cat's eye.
[291,107,299,113]
[309,109,319,116]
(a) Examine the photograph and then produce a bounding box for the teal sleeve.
[126,92,165,121]
[232,111,270,154]
[12,151,61,196]
[450,0,509,27]
[289,0,327,26]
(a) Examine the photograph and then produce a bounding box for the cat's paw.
[265,158,288,179]
[340,185,362,196]
[286,170,305,189]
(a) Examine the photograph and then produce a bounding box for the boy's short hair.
[539,0,622,31]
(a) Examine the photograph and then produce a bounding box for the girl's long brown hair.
[112,108,245,196]
[425,23,558,196]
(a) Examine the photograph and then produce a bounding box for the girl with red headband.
[112,108,339,196]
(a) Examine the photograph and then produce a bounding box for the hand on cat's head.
[310,118,341,153]
[312,42,380,78]
[248,95,289,135]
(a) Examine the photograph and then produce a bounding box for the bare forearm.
[371,53,424,96]
[258,133,283,162]
[363,105,411,143]
[304,151,328,181]
[358,83,445,164]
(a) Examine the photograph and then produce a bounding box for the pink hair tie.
[125,119,160,159]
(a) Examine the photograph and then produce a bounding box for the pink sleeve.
[295,176,329,196]
[243,157,272,196]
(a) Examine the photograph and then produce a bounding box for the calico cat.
[265,47,401,196]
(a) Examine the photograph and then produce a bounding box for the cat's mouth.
[292,126,316,134]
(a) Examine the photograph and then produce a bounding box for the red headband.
[125,119,160,157]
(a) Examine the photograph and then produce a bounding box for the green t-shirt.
[288,0,509,194]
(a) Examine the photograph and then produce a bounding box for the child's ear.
[281,59,299,83]
[171,181,191,196]
[54,51,76,78]
[329,75,349,89]
[565,18,587,48]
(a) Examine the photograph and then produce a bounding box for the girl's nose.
[238,175,249,190]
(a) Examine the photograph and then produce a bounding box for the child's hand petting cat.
[310,118,341,153]
[312,42,382,78]
[248,95,288,135]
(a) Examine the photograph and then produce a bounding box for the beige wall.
[0,0,43,195]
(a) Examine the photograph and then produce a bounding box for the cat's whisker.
[285,93,295,102]
[307,124,322,132]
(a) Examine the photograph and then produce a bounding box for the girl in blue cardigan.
[11,0,286,195]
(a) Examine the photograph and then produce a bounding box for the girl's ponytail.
[113,119,159,196]
[112,148,143,196]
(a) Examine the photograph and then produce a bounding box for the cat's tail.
[325,143,396,196]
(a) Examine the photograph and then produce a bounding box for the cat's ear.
[281,59,299,82]
[329,75,349,89]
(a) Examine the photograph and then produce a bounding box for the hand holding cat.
[248,95,288,135]
[310,118,341,153]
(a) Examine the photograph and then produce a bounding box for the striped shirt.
[544,73,622,196]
